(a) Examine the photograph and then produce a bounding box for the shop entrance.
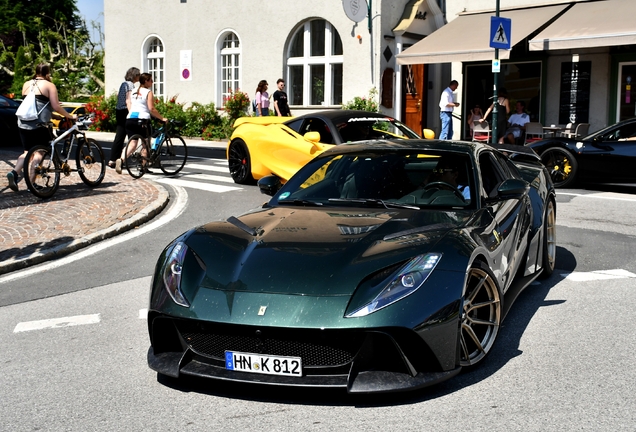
[617,62,636,122]
[464,61,542,139]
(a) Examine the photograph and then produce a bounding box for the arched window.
[219,32,242,105]
[144,37,165,99]
[287,19,343,107]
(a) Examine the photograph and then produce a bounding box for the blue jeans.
[439,111,453,140]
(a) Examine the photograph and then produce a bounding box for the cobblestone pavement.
[0,148,169,275]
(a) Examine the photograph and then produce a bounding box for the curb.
[0,182,170,275]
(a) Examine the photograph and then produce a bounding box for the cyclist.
[116,72,167,174]
[7,63,77,192]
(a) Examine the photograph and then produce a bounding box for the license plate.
[225,351,302,377]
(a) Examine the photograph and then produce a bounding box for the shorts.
[19,126,52,152]
[505,126,522,138]
[126,118,150,138]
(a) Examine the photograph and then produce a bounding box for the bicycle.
[23,116,106,199]
[123,119,187,179]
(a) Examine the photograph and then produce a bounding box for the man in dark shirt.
[273,78,291,117]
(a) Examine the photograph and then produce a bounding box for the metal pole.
[492,0,500,145]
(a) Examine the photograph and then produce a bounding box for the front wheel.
[125,134,149,179]
[539,199,557,279]
[228,139,255,184]
[460,262,502,368]
[540,147,578,188]
[23,144,60,199]
[159,135,187,175]
[76,138,106,187]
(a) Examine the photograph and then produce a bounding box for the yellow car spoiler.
[233,116,291,128]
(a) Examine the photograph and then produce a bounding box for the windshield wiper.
[328,198,419,210]
[278,199,323,206]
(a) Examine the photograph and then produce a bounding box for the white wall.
[105,0,412,114]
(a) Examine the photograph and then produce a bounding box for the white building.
[104,0,636,139]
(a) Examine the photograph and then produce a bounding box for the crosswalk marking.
[153,177,241,192]
[561,269,636,282]
[14,314,101,333]
[179,173,236,183]
[185,163,229,173]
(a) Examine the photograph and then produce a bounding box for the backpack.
[16,80,49,122]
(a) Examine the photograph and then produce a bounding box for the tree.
[0,0,104,100]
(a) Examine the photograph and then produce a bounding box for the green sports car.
[147,139,556,393]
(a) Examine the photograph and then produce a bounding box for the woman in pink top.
[254,80,269,116]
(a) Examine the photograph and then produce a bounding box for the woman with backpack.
[7,63,77,192]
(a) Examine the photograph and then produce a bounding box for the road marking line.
[153,177,241,192]
[139,309,148,319]
[185,163,229,173]
[558,192,636,202]
[178,173,236,183]
[561,269,636,282]
[14,314,100,333]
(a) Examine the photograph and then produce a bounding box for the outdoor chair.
[524,122,544,144]
[472,121,491,142]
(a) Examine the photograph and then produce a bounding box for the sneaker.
[115,159,122,174]
[7,171,18,192]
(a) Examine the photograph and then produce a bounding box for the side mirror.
[257,175,282,196]
[496,178,529,200]
[303,131,321,143]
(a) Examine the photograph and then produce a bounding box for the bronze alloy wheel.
[540,199,557,278]
[460,264,501,367]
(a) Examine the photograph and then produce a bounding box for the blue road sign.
[490,17,511,50]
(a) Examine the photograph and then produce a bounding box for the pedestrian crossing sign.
[490,16,511,50]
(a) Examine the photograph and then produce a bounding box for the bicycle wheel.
[76,138,106,187]
[159,135,188,175]
[125,134,150,179]
[23,144,60,199]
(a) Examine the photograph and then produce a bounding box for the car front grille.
[176,323,360,367]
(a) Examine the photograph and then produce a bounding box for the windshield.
[336,117,421,142]
[271,150,475,210]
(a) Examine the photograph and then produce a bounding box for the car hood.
[184,207,471,297]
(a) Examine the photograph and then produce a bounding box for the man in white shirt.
[503,100,530,144]
[439,80,459,140]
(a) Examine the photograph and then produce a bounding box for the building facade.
[104,0,636,139]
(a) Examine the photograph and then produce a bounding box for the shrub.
[85,93,117,132]
[86,92,233,140]
[342,87,379,112]
[223,89,251,123]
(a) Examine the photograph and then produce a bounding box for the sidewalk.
[0,133,227,275]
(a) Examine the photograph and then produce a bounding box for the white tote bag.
[16,80,49,122]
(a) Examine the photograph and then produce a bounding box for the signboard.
[180,50,192,82]
[490,17,511,50]
[343,0,367,23]
[559,61,591,124]
[492,59,501,73]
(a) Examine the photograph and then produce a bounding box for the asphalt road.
[1,152,635,430]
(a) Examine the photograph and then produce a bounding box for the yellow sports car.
[51,102,86,129]
[227,110,423,184]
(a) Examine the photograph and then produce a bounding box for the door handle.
[416,99,421,112]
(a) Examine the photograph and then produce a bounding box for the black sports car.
[0,95,20,147]
[527,117,636,187]
[227,110,422,184]
[148,140,556,393]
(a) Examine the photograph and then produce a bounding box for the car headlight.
[161,241,190,307]
[346,253,442,318]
